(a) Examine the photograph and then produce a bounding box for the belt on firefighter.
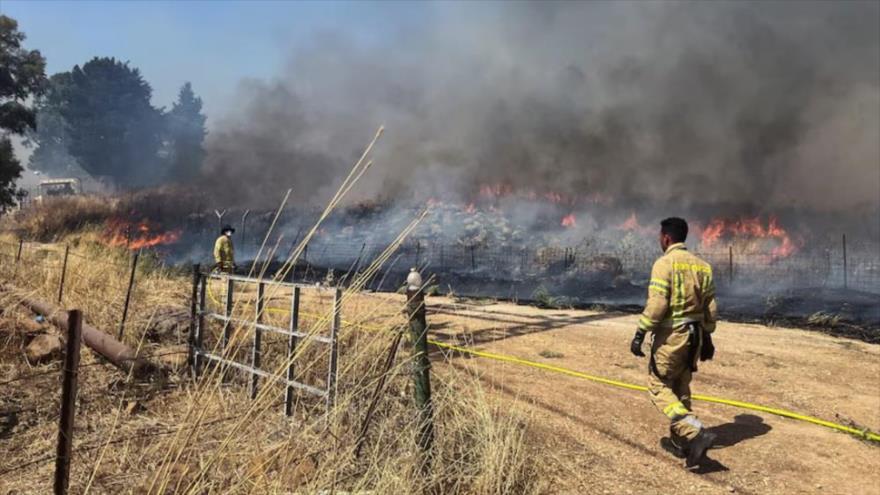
[649,322,701,378]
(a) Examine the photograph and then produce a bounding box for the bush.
[8,195,118,241]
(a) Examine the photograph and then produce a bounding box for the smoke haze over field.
[203,1,880,215]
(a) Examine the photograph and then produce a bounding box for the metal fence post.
[15,238,22,263]
[188,264,200,371]
[250,281,264,400]
[406,284,434,470]
[223,277,234,349]
[57,245,70,304]
[728,245,734,285]
[117,250,140,340]
[195,273,207,377]
[54,310,82,495]
[285,286,301,416]
[470,244,476,271]
[842,234,848,289]
[326,288,341,413]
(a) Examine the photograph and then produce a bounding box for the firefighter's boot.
[685,430,716,469]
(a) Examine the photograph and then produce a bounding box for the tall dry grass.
[0,232,542,493]
[0,129,543,494]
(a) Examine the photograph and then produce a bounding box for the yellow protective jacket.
[638,243,717,334]
[213,235,235,272]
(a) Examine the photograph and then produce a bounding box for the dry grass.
[0,235,542,493]
[3,186,205,243]
[0,131,542,494]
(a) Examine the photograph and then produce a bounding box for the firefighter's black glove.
[700,332,715,361]
[630,329,647,357]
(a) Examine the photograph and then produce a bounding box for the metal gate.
[188,267,339,416]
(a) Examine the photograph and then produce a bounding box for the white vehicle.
[36,178,82,201]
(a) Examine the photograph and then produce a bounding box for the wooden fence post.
[117,250,140,340]
[57,245,70,304]
[54,310,83,495]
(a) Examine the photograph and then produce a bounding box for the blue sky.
[1,1,430,125]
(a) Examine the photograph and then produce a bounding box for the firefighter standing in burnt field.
[214,224,236,273]
[630,217,718,469]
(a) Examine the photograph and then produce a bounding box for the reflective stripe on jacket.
[638,243,717,334]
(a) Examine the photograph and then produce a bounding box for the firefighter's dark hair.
[660,217,688,243]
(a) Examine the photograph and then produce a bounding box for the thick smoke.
[203,1,880,214]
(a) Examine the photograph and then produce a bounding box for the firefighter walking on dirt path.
[630,217,718,469]
[214,225,236,273]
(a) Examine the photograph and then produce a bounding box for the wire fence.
[251,238,880,295]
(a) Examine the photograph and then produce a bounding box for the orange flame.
[616,212,654,234]
[699,216,799,257]
[617,212,640,231]
[104,219,181,250]
[561,213,576,228]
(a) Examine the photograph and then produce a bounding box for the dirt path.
[425,297,880,494]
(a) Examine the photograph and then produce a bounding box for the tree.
[52,57,164,187]
[0,15,46,209]
[28,73,80,175]
[165,82,206,181]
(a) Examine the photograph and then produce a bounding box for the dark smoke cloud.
[203,1,880,214]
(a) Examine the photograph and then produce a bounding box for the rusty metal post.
[250,281,264,399]
[188,264,200,370]
[326,288,341,412]
[57,245,70,304]
[354,329,404,458]
[117,250,140,340]
[195,273,207,377]
[285,286,300,416]
[15,238,22,263]
[223,277,234,349]
[54,310,82,495]
[241,209,250,251]
[842,234,848,289]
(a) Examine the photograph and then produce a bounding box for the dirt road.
[424,298,880,494]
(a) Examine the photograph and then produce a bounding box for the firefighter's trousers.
[648,325,704,442]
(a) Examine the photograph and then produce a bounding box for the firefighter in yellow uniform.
[213,225,236,273]
[630,217,718,469]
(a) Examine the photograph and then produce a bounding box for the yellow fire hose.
[206,282,880,443]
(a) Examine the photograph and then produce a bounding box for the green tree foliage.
[165,82,207,181]
[28,73,78,175]
[51,57,164,187]
[0,15,46,209]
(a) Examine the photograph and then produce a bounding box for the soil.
[2,288,877,494]
[422,296,880,495]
